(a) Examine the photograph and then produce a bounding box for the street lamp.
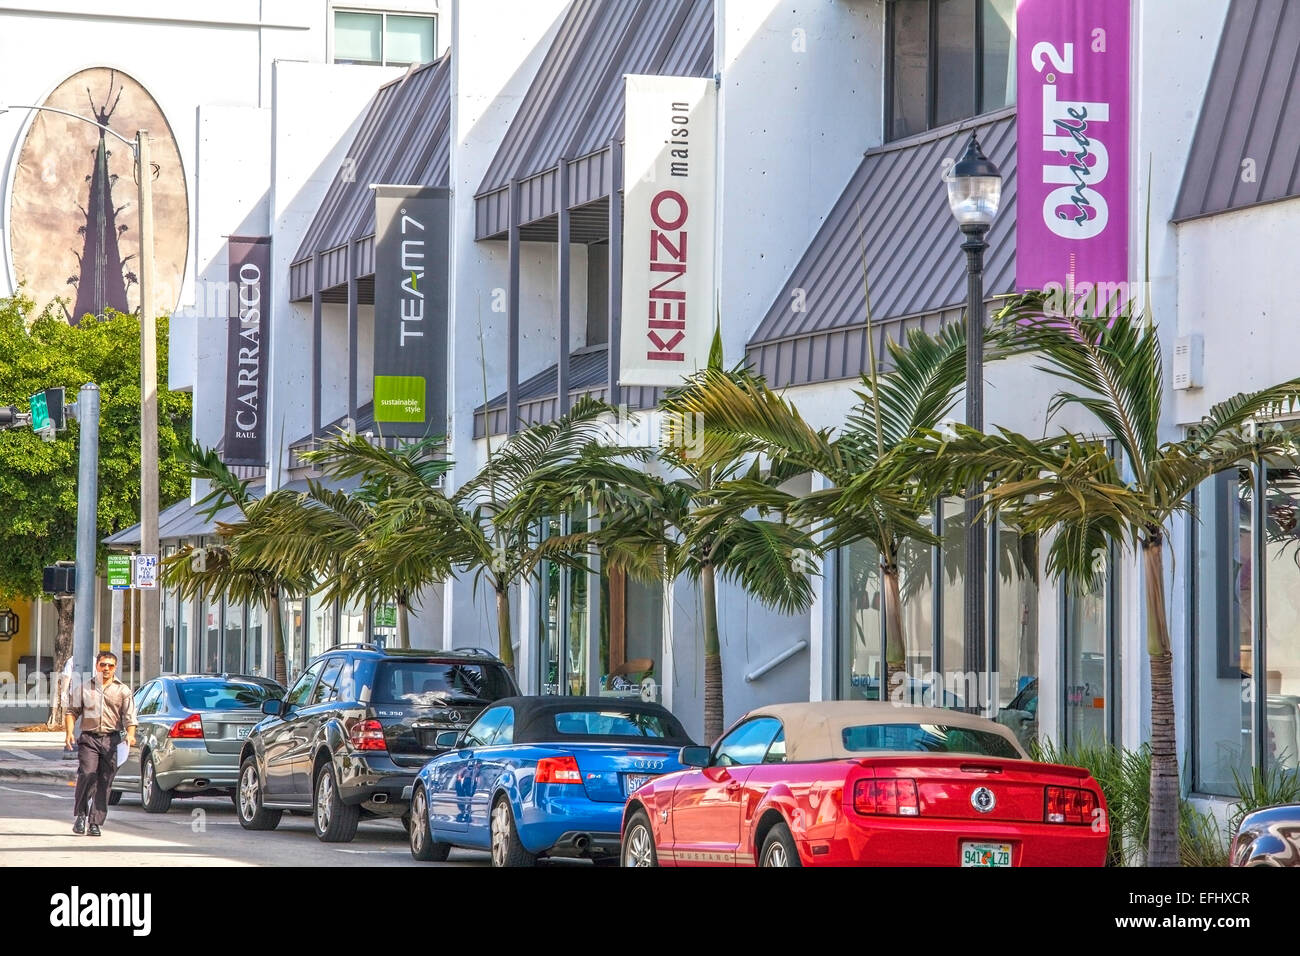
[946,132,1001,709]
[1,105,159,682]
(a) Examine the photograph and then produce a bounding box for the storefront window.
[596,569,662,702]
[1194,470,1253,795]
[538,510,598,696]
[996,530,1039,717]
[223,600,245,674]
[202,598,221,673]
[309,594,334,661]
[1063,574,1119,747]
[838,539,884,700]
[284,596,305,680]
[940,498,965,684]
[1263,468,1300,773]
[246,604,264,677]
[340,597,368,647]
[162,545,176,673]
[177,589,191,675]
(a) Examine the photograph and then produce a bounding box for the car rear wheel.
[236,757,282,831]
[759,823,801,867]
[140,753,173,813]
[313,764,360,843]
[408,786,451,862]
[621,810,658,867]
[489,797,535,867]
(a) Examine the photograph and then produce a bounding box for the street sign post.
[107,554,132,590]
[133,553,158,589]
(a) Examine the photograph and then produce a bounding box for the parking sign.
[133,553,159,589]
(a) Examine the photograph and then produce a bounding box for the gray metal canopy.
[474,0,713,242]
[746,110,1017,389]
[288,54,452,302]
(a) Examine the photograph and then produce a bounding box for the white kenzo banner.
[620,75,716,388]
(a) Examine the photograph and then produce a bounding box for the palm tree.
[160,443,313,686]
[925,292,1300,866]
[229,472,456,650]
[671,322,973,701]
[535,338,820,743]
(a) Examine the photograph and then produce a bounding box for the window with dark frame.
[887,0,1017,142]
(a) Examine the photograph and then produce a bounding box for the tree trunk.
[495,586,515,677]
[702,561,724,744]
[882,562,909,702]
[46,594,76,728]
[396,593,411,650]
[268,587,287,688]
[1143,535,1180,867]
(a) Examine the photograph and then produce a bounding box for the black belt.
[84,731,118,737]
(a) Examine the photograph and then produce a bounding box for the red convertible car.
[620,701,1107,867]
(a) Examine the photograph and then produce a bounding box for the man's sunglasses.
[96,662,116,669]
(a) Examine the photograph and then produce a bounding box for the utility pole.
[138,129,161,682]
[72,384,100,678]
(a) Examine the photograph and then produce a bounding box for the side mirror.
[435,730,460,749]
[261,699,283,717]
[679,745,710,768]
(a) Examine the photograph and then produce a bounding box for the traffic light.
[42,563,76,594]
[28,388,63,441]
[44,387,66,430]
[29,390,49,431]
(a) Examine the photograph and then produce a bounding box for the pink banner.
[1016,0,1130,301]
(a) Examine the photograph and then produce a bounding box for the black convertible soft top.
[489,696,695,748]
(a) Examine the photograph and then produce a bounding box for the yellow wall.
[0,596,38,679]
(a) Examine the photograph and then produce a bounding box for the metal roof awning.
[1173,0,1300,223]
[287,401,420,470]
[746,110,1018,390]
[473,0,713,242]
[472,344,661,438]
[102,485,267,547]
[288,54,452,302]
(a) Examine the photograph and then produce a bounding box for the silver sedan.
[111,675,285,813]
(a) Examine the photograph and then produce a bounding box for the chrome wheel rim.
[763,841,789,867]
[490,803,509,866]
[143,759,154,802]
[411,789,427,855]
[239,765,257,820]
[625,824,654,867]
[316,772,332,833]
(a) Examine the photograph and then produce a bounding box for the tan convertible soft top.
[746,701,1030,762]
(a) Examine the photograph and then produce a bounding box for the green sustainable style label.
[374,376,426,424]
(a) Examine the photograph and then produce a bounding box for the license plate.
[624,773,654,795]
[236,726,252,739]
[961,842,1012,867]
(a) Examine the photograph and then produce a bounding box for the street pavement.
[0,723,490,866]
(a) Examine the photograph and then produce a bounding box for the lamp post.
[946,132,1002,709]
[2,105,159,682]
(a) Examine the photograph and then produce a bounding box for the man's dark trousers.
[73,731,120,826]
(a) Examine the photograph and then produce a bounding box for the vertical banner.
[620,75,716,387]
[1016,0,1130,298]
[222,236,270,464]
[373,186,449,437]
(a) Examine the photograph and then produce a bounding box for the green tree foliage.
[0,293,191,598]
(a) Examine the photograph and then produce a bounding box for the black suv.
[236,644,519,842]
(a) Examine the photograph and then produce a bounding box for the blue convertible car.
[407,696,694,866]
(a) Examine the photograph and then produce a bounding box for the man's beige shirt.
[67,677,138,733]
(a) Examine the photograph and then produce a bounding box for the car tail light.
[535,755,582,785]
[168,713,204,739]
[1044,785,1098,824]
[852,778,919,816]
[349,719,387,752]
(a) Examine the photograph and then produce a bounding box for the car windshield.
[375,661,513,705]
[841,723,1022,758]
[178,680,281,711]
[551,710,677,739]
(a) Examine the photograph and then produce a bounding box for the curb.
[0,766,78,783]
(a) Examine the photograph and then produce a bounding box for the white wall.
[444,0,571,655]
[266,59,403,485]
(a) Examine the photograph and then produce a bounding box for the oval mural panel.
[8,68,188,323]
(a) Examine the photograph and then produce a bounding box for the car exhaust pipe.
[574,834,590,853]
[372,792,389,804]
[193,779,209,788]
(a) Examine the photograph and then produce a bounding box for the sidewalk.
[0,725,79,784]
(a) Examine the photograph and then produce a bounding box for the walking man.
[64,651,137,836]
